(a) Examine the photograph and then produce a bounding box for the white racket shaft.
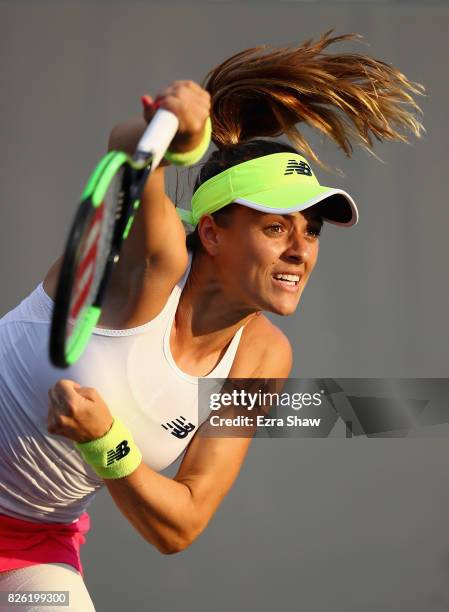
[135,108,179,169]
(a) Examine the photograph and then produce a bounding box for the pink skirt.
[0,512,90,577]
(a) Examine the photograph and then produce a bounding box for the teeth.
[273,273,300,282]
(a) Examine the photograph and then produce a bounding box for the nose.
[282,230,314,264]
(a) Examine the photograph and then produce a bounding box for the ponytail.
[185,29,425,253]
[203,29,425,165]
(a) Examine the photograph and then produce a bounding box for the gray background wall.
[1,2,449,611]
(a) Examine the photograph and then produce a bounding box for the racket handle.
[134,108,179,168]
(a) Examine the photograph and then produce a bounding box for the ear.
[197,215,224,256]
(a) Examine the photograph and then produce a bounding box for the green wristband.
[164,117,212,166]
[74,417,142,479]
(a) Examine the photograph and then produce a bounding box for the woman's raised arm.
[107,80,210,278]
[43,81,210,303]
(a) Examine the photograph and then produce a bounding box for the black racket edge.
[49,197,98,369]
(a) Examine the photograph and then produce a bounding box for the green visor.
[176,152,358,227]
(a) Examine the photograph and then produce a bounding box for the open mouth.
[271,273,301,292]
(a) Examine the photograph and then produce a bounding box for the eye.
[305,220,323,238]
[306,227,322,238]
[266,223,285,234]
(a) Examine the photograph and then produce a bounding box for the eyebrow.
[262,212,323,224]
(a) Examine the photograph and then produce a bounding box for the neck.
[173,251,260,353]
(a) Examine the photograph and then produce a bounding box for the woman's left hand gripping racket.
[49,109,179,369]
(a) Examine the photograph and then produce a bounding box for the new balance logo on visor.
[106,440,131,465]
[284,160,312,176]
[162,416,195,439]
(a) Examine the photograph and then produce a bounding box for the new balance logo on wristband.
[162,416,195,439]
[284,160,312,176]
[106,440,131,465]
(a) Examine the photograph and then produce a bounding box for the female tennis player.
[0,31,424,610]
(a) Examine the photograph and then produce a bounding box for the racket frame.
[49,153,152,368]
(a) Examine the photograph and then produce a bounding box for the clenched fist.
[141,79,211,154]
[48,380,113,444]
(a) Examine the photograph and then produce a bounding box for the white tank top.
[0,252,246,522]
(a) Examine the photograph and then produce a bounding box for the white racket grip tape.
[135,108,179,169]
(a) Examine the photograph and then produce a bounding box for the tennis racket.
[49,108,179,369]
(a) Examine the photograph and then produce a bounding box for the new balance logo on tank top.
[161,416,195,439]
[0,251,246,523]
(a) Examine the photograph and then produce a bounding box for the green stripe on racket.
[49,109,179,369]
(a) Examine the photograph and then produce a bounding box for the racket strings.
[67,170,125,338]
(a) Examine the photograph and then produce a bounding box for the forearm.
[108,117,170,164]
[103,462,199,554]
[107,115,205,158]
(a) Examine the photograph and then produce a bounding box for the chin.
[269,300,300,317]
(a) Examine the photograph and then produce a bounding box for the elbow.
[155,520,204,555]
[107,124,121,152]
[156,534,192,555]
[158,542,188,555]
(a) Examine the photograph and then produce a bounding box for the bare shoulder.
[229,314,293,378]
[42,257,63,300]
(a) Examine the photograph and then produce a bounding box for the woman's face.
[206,205,322,316]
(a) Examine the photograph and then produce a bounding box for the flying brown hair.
[200,29,426,169]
